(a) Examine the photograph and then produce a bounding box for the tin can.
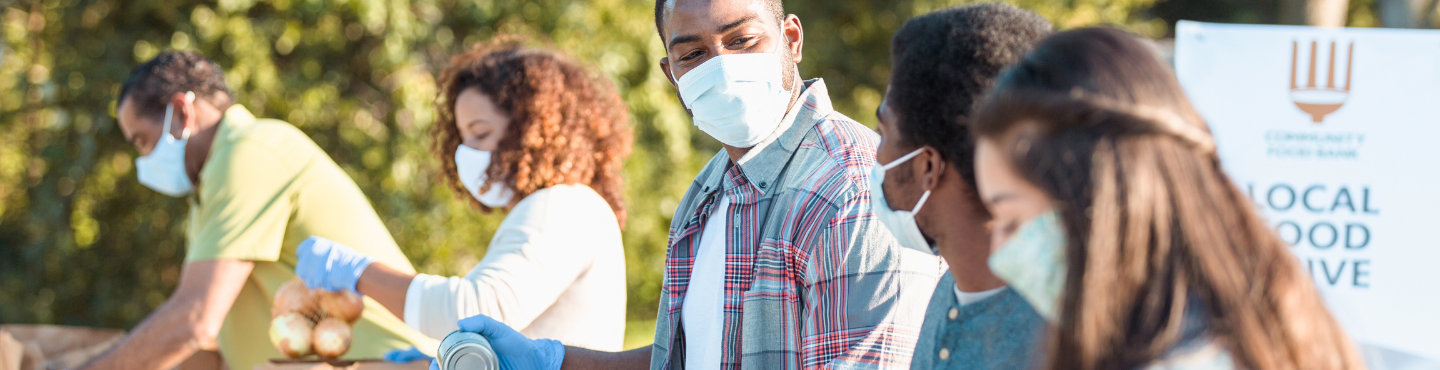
[437,331,500,370]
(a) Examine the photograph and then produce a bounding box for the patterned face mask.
[987,210,1067,322]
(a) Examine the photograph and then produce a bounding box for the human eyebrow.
[717,15,760,33]
[464,119,493,136]
[667,34,701,50]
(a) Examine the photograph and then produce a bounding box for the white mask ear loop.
[880,148,930,213]
[910,190,931,214]
[163,91,198,141]
[773,35,801,94]
[880,148,924,170]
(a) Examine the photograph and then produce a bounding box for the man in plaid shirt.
[448,0,942,368]
[637,77,944,369]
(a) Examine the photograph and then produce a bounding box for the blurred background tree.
[0,0,1433,349]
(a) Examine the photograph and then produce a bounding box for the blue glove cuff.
[337,254,375,294]
[536,339,565,370]
[383,347,433,363]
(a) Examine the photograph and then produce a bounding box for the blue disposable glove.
[295,236,375,294]
[384,347,434,363]
[456,314,565,370]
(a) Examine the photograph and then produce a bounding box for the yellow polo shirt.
[185,105,437,369]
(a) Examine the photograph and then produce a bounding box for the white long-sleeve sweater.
[403,184,626,351]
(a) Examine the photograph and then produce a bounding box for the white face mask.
[454,145,515,208]
[135,91,196,197]
[869,148,934,254]
[675,43,794,148]
[988,210,1068,322]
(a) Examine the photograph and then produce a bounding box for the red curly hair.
[432,39,632,227]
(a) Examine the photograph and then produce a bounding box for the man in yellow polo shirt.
[79,50,435,370]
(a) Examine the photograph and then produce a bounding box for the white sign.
[1175,21,1440,369]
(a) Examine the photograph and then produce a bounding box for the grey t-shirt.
[910,273,1045,370]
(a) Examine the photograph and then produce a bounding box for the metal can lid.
[438,331,498,370]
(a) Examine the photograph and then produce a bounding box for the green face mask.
[987,210,1067,322]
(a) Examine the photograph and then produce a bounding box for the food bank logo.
[1290,40,1354,123]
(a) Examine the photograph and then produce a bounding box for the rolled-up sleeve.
[402,196,598,339]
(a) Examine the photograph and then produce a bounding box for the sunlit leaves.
[0,0,1211,331]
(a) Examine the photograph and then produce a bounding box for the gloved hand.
[295,236,375,294]
[456,314,565,370]
[384,347,434,363]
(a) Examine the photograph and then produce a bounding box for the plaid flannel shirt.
[649,79,943,370]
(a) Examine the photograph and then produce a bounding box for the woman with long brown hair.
[293,39,634,355]
[970,27,1364,370]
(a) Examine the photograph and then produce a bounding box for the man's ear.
[660,57,677,88]
[918,146,946,192]
[659,57,693,117]
[170,92,197,135]
[782,14,803,64]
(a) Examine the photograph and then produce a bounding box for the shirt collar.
[192,104,256,203]
[692,78,834,197]
[955,285,1008,306]
[215,104,256,140]
[736,82,812,165]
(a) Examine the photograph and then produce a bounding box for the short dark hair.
[118,50,233,119]
[654,0,785,48]
[888,2,1050,191]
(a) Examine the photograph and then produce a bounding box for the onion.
[312,318,353,359]
[269,312,315,358]
[317,290,364,323]
[272,279,318,318]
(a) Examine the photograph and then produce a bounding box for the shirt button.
[759,181,768,188]
[948,308,959,320]
[938,348,950,361]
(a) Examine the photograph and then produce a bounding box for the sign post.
[1175,21,1440,369]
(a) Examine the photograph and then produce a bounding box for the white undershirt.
[682,196,729,370]
[955,285,1008,306]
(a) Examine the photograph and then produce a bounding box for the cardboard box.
[0,325,223,370]
[253,359,428,370]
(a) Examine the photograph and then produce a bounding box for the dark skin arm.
[75,260,253,370]
[560,346,653,370]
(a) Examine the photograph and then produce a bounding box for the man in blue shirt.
[871,3,1053,369]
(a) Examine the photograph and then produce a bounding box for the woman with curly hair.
[293,40,633,355]
[971,28,1364,370]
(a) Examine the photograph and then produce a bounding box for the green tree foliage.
[0,0,706,328]
[0,0,1277,335]
[789,0,1166,129]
